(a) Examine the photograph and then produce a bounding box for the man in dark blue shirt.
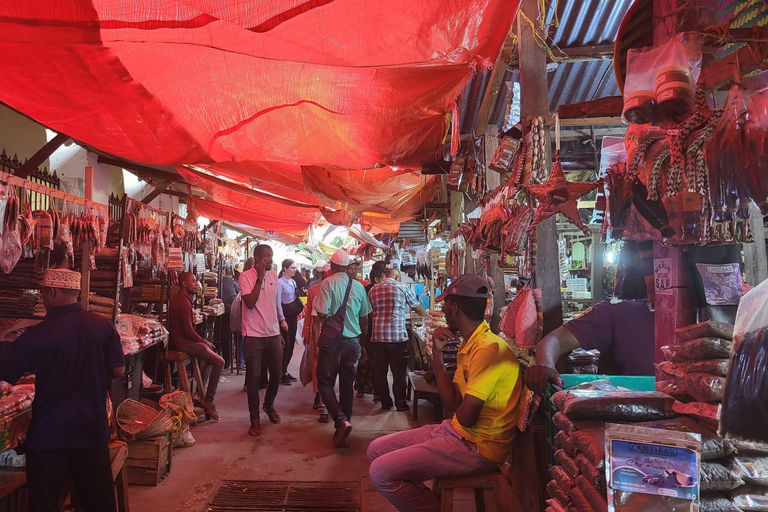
[0,269,125,512]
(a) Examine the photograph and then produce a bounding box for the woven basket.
[116,399,174,441]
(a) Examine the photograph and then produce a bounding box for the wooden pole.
[518,0,562,335]
[590,229,604,304]
[84,165,93,201]
[485,126,507,332]
[450,191,464,274]
[744,208,768,286]
[80,240,91,311]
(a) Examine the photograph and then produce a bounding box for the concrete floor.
[128,345,475,512]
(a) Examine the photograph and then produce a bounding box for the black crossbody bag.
[316,278,353,352]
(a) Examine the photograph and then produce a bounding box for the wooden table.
[408,372,443,422]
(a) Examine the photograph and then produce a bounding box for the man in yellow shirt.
[367,274,522,512]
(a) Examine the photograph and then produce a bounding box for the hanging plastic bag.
[1,188,22,275]
[515,286,539,348]
[719,278,768,444]
[623,33,702,124]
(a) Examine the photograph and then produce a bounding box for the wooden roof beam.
[14,132,70,178]
[511,44,614,66]
[474,32,517,136]
[141,179,173,204]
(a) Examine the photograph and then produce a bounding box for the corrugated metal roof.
[545,0,633,110]
[548,60,619,110]
[546,0,633,47]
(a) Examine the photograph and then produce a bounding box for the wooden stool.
[70,440,130,512]
[436,472,504,512]
[408,372,443,422]
[160,349,206,398]
[109,440,130,512]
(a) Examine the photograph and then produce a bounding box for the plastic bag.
[551,390,676,422]
[700,462,744,492]
[623,33,702,124]
[0,226,21,275]
[672,401,720,432]
[577,475,608,512]
[676,417,734,461]
[499,287,523,340]
[551,465,575,493]
[676,321,734,342]
[729,456,768,486]
[556,449,580,478]
[556,430,576,456]
[733,485,768,511]
[663,374,726,403]
[662,338,733,362]
[570,486,595,512]
[656,360,730,378]
[732,438,768,455]
[576,453,605,491]
[554,412,576,435]
[707,73,768,220]
[553,411,605,436]
[546,498,567,512]
[547,480,570,507]
[612,491,701,511]
[606,423,701,511]
[720,326,768,443]
[571,428,606,468]
[699,494,741,512]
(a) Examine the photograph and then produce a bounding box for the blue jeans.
[317,337,361,428]
[367,420,499,512]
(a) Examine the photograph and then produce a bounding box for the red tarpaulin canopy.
[0,0,520,238]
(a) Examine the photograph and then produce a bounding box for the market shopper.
[525,242,655,394]
[304,263,331,422]
[354,267,387,399]
[368,268,427,411]
[169,271,224,420]
[239,244,288,436]
[315,251,372,448]
[368,274,522,512]
[308,260,326,289]
[278,259,302,385]
[0,269,125,512]
[220,266,240,369]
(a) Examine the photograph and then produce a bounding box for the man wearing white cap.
[367,274,523,512]
[314,251,372,448]
[0,269,125,512]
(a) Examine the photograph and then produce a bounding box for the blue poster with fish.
[609,438,699,500]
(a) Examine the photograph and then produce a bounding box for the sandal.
[248,419,261,437]
[202,401,220,421]
[263,406,281,424]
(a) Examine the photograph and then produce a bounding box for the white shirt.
[238,268,284,338]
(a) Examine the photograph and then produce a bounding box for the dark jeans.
[317,337,361,428]
[282,313,299,374]
[371,341,409,407]
[183,342,225,403]
[244,335,283,420]
[27,445,116,512]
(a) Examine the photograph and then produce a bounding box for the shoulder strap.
[333,277,354,319]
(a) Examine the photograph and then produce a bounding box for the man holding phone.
[239,244,288,437]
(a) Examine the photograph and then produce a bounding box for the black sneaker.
[285,373,298,382]
[280,375,292,386]
[396,403,410,412]
[380,401,394,410]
